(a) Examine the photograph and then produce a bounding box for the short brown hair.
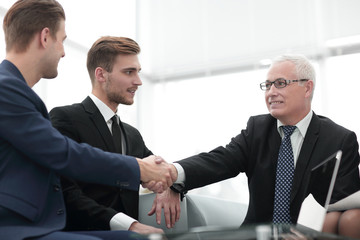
[87,36,141,83]
[3,0,65,53]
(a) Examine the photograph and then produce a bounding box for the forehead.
[267,61,296,80]
[113,54,140,68]
[56,19,66,39]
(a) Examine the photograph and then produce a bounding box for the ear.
[304,80,314,98]
[40,27,51,49]
[94,67,107,83]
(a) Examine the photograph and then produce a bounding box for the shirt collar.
[89,94,116,122]
[277,110,313,138]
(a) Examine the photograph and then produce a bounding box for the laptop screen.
[309,150,342,208]
[297,150,342,231]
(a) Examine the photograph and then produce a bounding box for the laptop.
[297,150,342,231]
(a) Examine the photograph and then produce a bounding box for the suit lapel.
[271,124,282,167]
[82,97,117,152]
[291,113,320,202]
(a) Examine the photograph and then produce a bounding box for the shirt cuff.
[173,163,185,183]
[109,212,137,231]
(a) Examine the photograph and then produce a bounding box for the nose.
[265,84,279,99]
[267,83,277,94]
[134,73,142,86]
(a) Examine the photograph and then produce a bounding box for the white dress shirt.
[277,110,313,166]
[89,94,137,230]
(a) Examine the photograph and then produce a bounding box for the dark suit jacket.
[178,113,360,225]
[0,61,140,240]
[49,96,152,230]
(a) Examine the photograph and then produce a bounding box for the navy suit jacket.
[178,113,360,225]
[0,60,140,240]
[49,97,152,230]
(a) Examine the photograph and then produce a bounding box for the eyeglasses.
[260,78,309,91]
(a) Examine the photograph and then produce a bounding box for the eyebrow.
[265,78,285,82]
[61,35,67,42]
[122,67,141,72]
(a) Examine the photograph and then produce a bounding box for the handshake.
[137,155,178,193]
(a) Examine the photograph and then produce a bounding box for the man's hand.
[280,228,312,240]
[137,155,176,193]
[148,188,181,229]
[141,162,178,193]
[129,221,164,235]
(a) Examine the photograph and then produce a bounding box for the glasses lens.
[266,82,272,89]
[260,82,269,90]
[274,78,287,88]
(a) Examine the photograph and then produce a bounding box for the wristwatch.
[170,183,187,201]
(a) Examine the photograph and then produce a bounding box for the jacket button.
[116,181,129,187]
[57,209,64,215]
[53,185,60,192]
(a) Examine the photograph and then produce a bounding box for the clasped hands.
[138,155,177,193]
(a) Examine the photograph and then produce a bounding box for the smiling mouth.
[270,101,283,105]
[128,89,137,94]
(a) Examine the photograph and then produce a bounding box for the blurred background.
[1,0,360,204]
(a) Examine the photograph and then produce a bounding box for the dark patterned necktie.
[111,115,122,154]
[273,125,297,224]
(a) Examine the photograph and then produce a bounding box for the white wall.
[137,0,360,81]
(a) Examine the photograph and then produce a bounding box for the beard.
[105,78,134,106]
[107,91,133,105]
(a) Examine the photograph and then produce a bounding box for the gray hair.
[271,54,316,100]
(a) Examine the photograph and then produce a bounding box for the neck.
[279,108,311,126]
[91,90,118,113]
[6,52,41,88]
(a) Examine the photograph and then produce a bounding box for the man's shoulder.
[49,102,87,124]
[50,102,84,115]
[249,113,276,125]
[121,121,142,135]
[314,113,353,134]
[0,60,18,78]
[252,113,274,120]
[0,63,28,91]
